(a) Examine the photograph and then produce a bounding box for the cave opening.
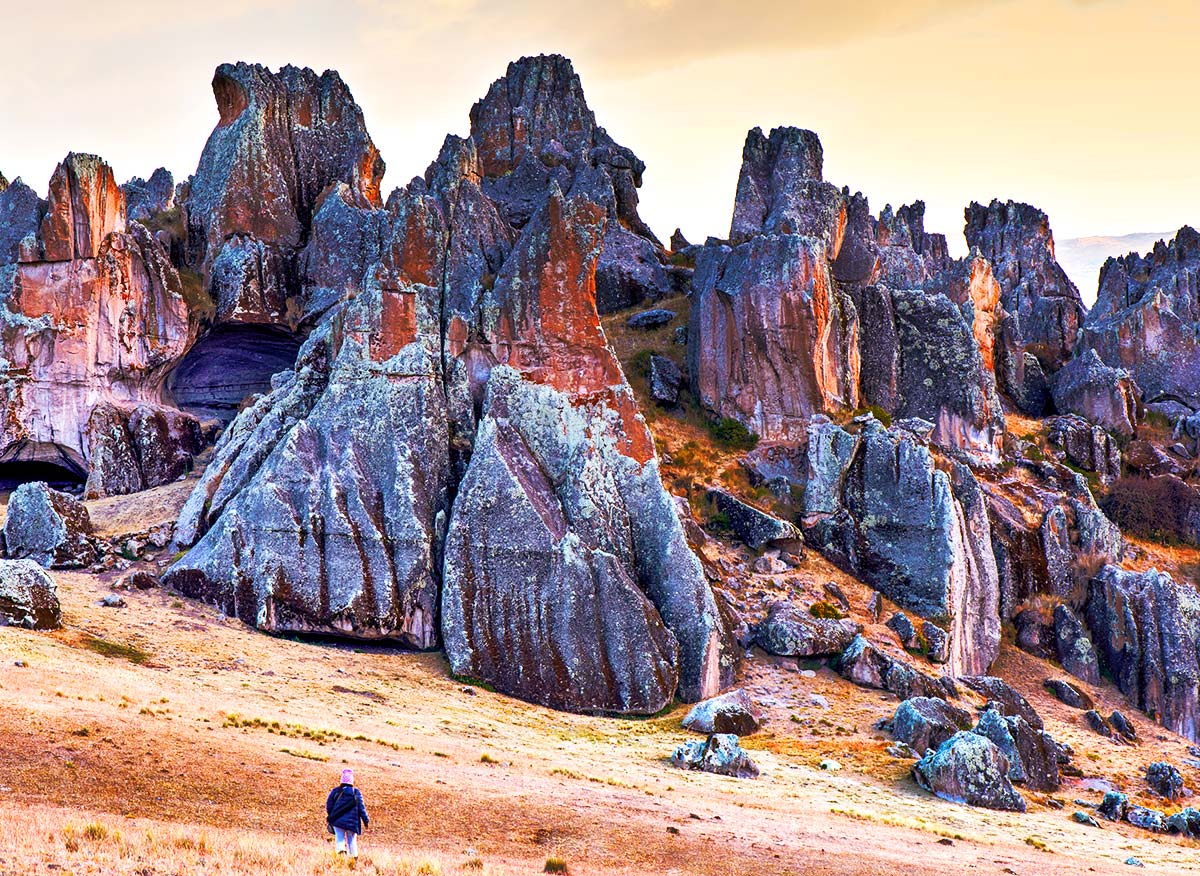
[0,450,88,496]
[167,324,304,423]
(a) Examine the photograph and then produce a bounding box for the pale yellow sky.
[1,0,1195,292]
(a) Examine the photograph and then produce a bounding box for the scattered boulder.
[1098,791,1129,821]
[959,676,1043,730]
[972,705,1061,791]
[647,354,682,407]
[1046,415,1122,483]
[117,570,159,591]
[2,482,94,569]
[671,734,760,779]
[1073,811,1101,828]
[626,308,676,330]
[1126,806,1166,833]
[1085,710,1118,741]
[682,690,762,736]
[1109,710,1138,743]
[891,696,974,755]
[886,612,919,649]
[1014,608,1055,659]
[0,560,61,629]
[1146,761,1185,800]
[1165,807,1200,837]
[838,635,948,700]
[707,488,802,551]
[754,601,860,657]
[1043,679,1093,710]
[913,731,1027,811]
[922,622,950,664]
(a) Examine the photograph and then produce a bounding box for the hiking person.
[326,768,369,857]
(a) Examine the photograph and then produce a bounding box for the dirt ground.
[2,556,1200,875]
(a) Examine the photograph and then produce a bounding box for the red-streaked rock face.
[0,155,194,487]
[964,199,1085,415]
[184,62,385,326]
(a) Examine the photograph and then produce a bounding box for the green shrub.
[707,417,759,451]
[809,601,846,620]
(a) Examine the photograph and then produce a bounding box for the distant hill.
[1057,231,1174,305]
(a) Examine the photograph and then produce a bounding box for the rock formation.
[964,200,1086,414]
[1081,226,1200,411]
[804,416,1000,675]
[0,559,61,629]
[1086,565,1200,741]
[2,481,94,568]
[183,62,385,327]
[165,55,735,714]
[0,154,198,494]
[689,127,1004,459]
[913,731,1027,811]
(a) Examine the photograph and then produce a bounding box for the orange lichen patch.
[212,68,249,127]
[445,313,471,358]
[370,290,418,362]
[392,201,440,285]
[965,256,1001,374]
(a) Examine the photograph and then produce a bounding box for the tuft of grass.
[80,635,150,665]
[281,747,329,762]
[1024,836,1051,852]
[480,753,499,764]
[809,601,846,620]
[544,856,569,874]
[462,857,484,871]
[82,822,110,841]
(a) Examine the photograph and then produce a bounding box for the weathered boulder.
[2,482,94,568]
[671,733,760,779]
[83,402,204,499]
[891,696,973,755]
[1126,807,1166,833]
[1146,761,1185,800]
[1043,678,1094,710]
[754,601,860,657]
[972,705,1060,791]
[647,354,682,407]
[1165,807,1200,838]
[682,689,762,736]
[964,200,1085,414]
[1109,709,1138,742]
[1046,415,1121,483]
[1013,607,1055,659]
[626,308,675,329]
[1054,603,1101,685]
[913,731,1027,811]
[887,611,919,649]
[838,635,948,700]
[1051,349,1141,440]
[183,62,385,325]
[1098,791,1129,821]
[0,559,61,629]
[959,676,1043,730]
[804,417,1000,675]
[707,488,801,551]
[1085,565,1200,741]
[1080,226,1200,410]
[0,177,42,264]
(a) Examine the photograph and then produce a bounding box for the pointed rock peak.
[964,198,1064,276]
[729,126,830,243]
[39,152,126,262]
[469,53,606,178]
[0,170,7,192]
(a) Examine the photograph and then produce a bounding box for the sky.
[1,0,1196,297]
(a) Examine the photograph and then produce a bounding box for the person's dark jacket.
[326,784,369,833]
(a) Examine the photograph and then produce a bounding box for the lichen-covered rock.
[1165,807,1200,837]
[1053,603,1100,685]
[1043,678,1094,710]
[671,733,759,779]
[1085,565,1200,741]
[1126,807,1166,833]
[1046,415,1122,483]
[0,559,61,629]
[1051,349,1141,439]
[682,689,762,736]
[803,417,1000,675]
[913,731,1026,811]
[183,62,385,325]
[959,675,1043,730]
[2,482,94,568]
[972,705,1060,791]
[1080,226,1200,411]
[0,177,42,265]
[1098,791,1129,821]
[707,488,801,551]
[754,601,860,657]
[838,635,948,700]
[964,200,1085,414]
[1147,761,1185,800]
[648,354,682,407]
[83,402,204,499]
[891,696,974,755]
